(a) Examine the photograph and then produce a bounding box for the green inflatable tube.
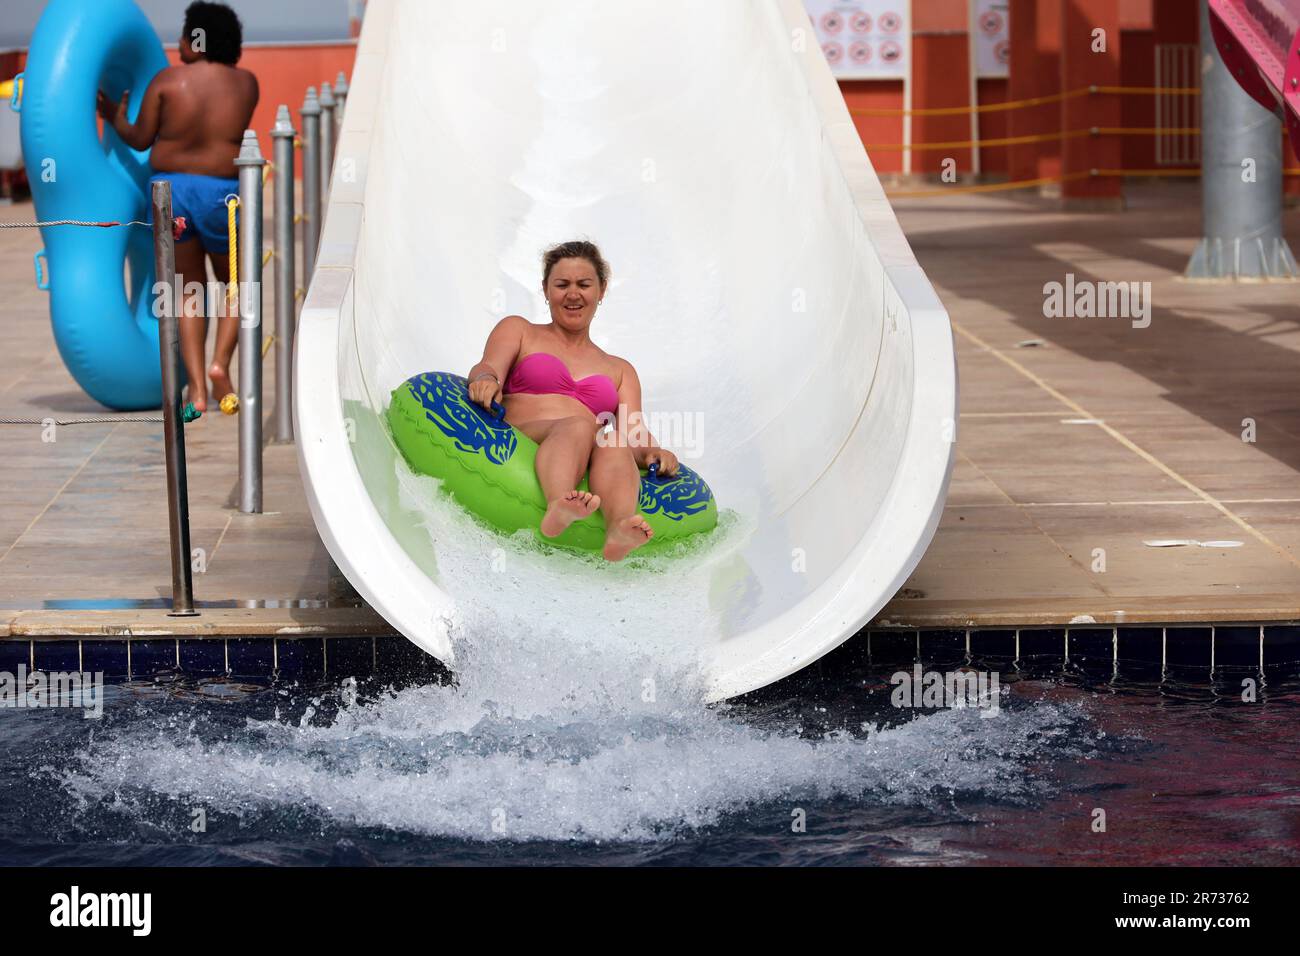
[387,371,718,553]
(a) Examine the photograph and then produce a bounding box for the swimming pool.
[2,640,1295,866]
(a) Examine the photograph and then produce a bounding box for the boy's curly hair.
[184,1,244,66]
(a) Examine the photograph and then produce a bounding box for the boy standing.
[98,1,259,414]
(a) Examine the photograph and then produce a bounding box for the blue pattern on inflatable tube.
[639,465,713,521]
[20,0,169,410]
[409,372,517,465]
[404,371,714,523]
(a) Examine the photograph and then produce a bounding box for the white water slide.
[295,0,956,701]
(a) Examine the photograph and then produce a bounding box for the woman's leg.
[206,249,239,404]
[174,238,210,412]
[515,416,601,537]
[588,440,653,561]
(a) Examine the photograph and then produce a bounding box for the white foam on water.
[57,462,1091,843]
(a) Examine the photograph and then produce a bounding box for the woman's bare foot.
[603,515,653,562]
[541,490,601,538]
[209,363,235,404]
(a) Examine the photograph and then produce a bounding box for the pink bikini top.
[504,352,620,418]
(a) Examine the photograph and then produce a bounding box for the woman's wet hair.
[542,240,610,291]
[183,1,243,65]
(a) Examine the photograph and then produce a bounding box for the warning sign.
[805,1,910,80]
[973,0,1010,78]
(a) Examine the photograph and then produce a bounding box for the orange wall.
[166,42,359,173]
[913,34,977,174]
[1119,0,1154,29]
[841,81,906,175]
[913,0,969,31]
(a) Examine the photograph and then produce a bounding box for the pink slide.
[1209,0,1300,153]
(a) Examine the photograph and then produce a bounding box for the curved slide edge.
[295,2,456,665]
[295,0,956,701]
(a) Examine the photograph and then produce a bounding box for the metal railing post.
[319,81,336,211]
[334,71,349,133]
[151,180,198,616]
[271,104,297,443]
[301,87,321,282]
[235,130,267,514]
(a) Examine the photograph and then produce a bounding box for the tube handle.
[33,250,48,290]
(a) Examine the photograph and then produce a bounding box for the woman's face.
[545,258,602,332]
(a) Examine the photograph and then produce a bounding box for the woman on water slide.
[466,241,680,562]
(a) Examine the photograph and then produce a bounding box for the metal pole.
[271,104,297,443]
[1186,0,1298,279]
[152,180,198,617]
[334,70,349,133]
[235,130,267,514]
[319,81,336,212]
[301,86,321,283]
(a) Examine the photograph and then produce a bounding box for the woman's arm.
[467,315,526,410]
[615,360,678,476]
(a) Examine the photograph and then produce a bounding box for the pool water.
[4,466,1295,867]
[1,653,1296,866]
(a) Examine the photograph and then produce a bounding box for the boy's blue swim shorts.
[149,171,240,255]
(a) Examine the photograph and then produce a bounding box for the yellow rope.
[850,84,1201,117]
[888,171,1092,198]
[884,166,1300,198]
[226,197,239,312]
[263,248,274,266]
[217,195,242,416]
[869,126,1203,152]
[1093,85,1201,97]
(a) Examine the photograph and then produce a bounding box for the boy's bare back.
[145,61,258,178]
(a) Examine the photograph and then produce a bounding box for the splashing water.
[53,458,1097,845]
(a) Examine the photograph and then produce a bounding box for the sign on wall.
[972,0,1010,78]
[804,1,911,80]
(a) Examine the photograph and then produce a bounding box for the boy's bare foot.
[541,490,600,538]
[186,387,207,414]
[209,362,235,403]
[603,515,653,562]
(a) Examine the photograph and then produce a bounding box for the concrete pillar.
[1185,0,1298,278]
[1008,0,1063,187]
[912,0,975,176]
[1060,0,1124,207]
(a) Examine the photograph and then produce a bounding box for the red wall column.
[912,35,976,175]
[842,81,906,176]
[1060,0,1124,206]
[911,0,975,176]
[1008,1,1063,186]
